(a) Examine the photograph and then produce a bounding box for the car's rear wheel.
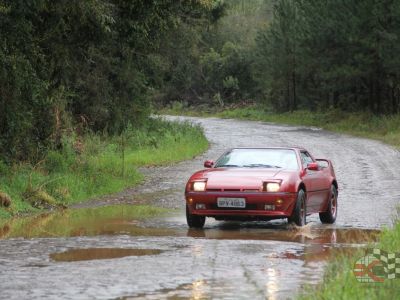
[186,204,206,228]
[319,185,338,224]
[288,189,306,226]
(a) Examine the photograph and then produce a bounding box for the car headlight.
[263,182,280,192]
[192,181,207,192]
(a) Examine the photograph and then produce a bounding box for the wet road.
[1,116,400,299]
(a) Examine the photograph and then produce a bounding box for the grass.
[0,117,208,218]
[217,107,400,148]
[299,220,400,300]
[161,104,400,149]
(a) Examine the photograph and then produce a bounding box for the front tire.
[186,204,206,228]
[288,189,306,226]
[319,185,338,224]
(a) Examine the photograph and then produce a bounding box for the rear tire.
[288,189,306,226]
[186,204,205,228]
[319,185,338,224]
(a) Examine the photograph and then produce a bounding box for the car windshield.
[214,148,299,170]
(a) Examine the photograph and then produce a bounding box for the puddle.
[0,205,380,247]
[0,205,175,239]
[0,205,380,246]
[0,205,381,299]
[50,248,164,262]
[186,224,379,245]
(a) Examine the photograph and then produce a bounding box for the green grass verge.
[299,221,400,300]
[161,105,400,149]
[0,118,208,218]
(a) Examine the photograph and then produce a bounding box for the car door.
[300,151,327,211]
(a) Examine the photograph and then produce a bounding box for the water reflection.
[191,280,207,300]
[0,205,172,239]
[266,268,278,300]
[0,207,382,300]
[50,248,164,262]
[0,205,380,247]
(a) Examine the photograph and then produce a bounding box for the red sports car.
[185,147,338,228]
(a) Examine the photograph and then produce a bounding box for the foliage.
[256,0,400,114]
[4,0,400,164]
[0,0,216,162]
[153,0,269,107]
[0,118,208,218]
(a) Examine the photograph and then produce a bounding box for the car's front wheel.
[288,189,306,226]
[319,185,338,224]
[186,204,206,228]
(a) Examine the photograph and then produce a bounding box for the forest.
[1,0,400,163]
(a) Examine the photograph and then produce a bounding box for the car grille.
[206,188,259,192]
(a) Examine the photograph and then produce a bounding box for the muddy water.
[0,116,399,300]
[50,248,164,262]
[0,206,380,300]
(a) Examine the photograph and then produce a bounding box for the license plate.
[217,197,246,208]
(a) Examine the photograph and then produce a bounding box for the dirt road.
[1,116,399,299]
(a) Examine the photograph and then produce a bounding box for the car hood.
[201,168,285,190]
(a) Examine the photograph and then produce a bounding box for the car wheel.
[186,204,206,228]
[288,189,306,226]
[319,185,338,224]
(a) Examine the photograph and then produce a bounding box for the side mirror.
[307,162,319,171]
[204,160,214,168]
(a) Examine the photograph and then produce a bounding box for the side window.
[300,151,314,168]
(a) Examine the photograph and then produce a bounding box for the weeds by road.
[0,118,208,218]
[299,219,400,299]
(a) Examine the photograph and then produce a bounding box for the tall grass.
[0,118,208,218]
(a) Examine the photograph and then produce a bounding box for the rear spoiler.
[315,158,331,169]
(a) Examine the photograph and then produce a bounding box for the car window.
[300,151,314,168]
[214,148,299,170]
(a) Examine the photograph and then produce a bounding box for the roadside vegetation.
[1,1,217,218]
[0,119,208,219]
[300,217,400,300]
[162,104,400,149]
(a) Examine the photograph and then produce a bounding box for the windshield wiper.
[217,164,241,168]
[242,164,282,168]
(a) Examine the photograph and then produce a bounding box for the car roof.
[230,147,306,151]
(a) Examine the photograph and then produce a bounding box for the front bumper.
[185,191,297,219]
